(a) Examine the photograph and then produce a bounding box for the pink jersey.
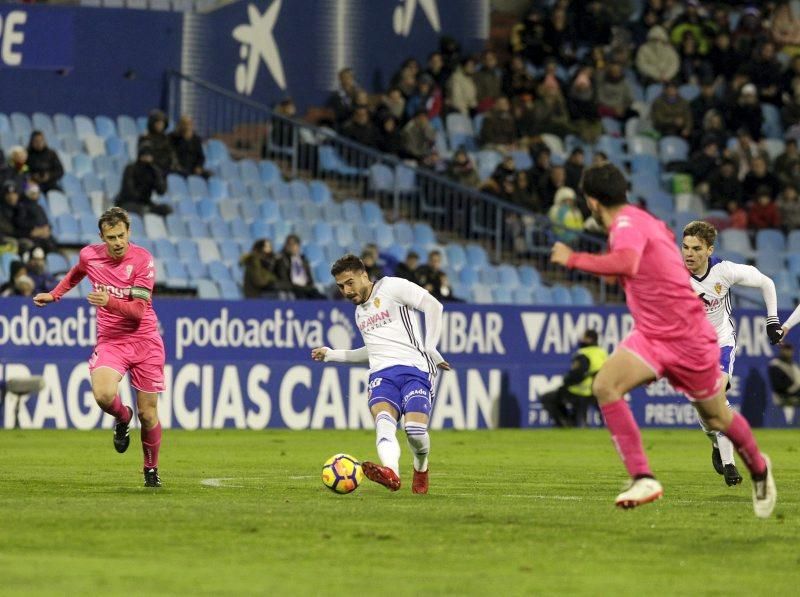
[58,243,159,343]
[608,205,713,341]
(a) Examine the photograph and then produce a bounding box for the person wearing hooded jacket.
[138,109,180,174]
[26,131,64,193]
[636,26,680,83]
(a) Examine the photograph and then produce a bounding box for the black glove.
[766,316,784,345]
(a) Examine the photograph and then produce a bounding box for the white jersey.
[354,276,436,378]
[689,257,777,348]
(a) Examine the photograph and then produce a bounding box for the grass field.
[0,429,797,596]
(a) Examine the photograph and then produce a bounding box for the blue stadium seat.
[369,164,394,192]
[218,279,241,299]
[46,252,69,274]
[756,253,785,279]
[289,180,311,203]
[227,217,248,239]
[645,83,663,103]
[492,287,514,304]
[165,260,189,285]
[658,136,689,164]
[184,258,207,280]
[334,223,354,247]
[362,201,384,226]
[601,117,622,136]
[446,112,473,136]
[385,243,407,263]
[54,113,75,137]
[678,84,700,102]
[153,239,177,260]
[136,116,148,134]
[176,196,198,217]
[304,243,325,266]
[81,173,103,195]
[227,179,247,200]
[471,286,493,304]
[94,116,117,139]
[596,135,625,159]
[512,287,535,304]
[197,198,217,220]
[761,104,783,139]
[116,115,138,139]
[312,221,334,245]
[10,112,32,141]
[314,262,331,284]
[497,265,520,288]
[342,199,361,222]
[787,230,800,254]
[32,113,56,140]
[459,267,479,287]
[78,213,97,243]
[187,175,209,200]
[208,219,228,239]
[196,279,220,299]
[318,203,341,223]
[476,149,502,182]
[103,175,121,198]
[395,165,417,193]
[412,223,436,247]
[74,115,96,140]
[534,286,553,304]
[629,154,660,176]
[72,153,93,178]
[69,193,92,215]
[259,199,279,222]
[279,201,302,221]
[47,191,71,218]
[205,139,229,165]
[550,285,572,305]
[301,202,322,221]
[233,159,258,184]
[178,239,200,263]
[250,220,273,240]
[166,214,188,238]
[269,181,290,202]
[719,229,754,258]
[756,229,786,253]
[465,244,489,268]
[479,267,499,285]
[392,221,414,246]
[518,265,541,287]
[208,177,227,201]
[445,244,467,270]
[318,146,364,176]
[218,239,241,264]
[207,260,232,283]
[93,155,114,175]
[309,180,331,204]
[217,160,238,181]
[571,285,594,306]
[257,160,280,186]
[105,136,126,157]
[628,136,658,156]
[510,150,532,171]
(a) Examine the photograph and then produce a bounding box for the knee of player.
[591,377,616,402]
[137,408,158,427]
[92,388,116,406]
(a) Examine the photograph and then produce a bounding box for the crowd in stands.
[240,234,463,302]
[323,0,800,236]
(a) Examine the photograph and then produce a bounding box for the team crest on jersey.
[125,265,133,279]
[714,283,722,295]
[373,298,381,309]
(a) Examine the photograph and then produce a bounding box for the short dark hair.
[581,163,628,206]
[98,207,130,232]
[584,329,599,344]
[682,220,717,247]
[331,253,365,277]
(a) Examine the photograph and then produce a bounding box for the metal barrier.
[166,71,621,302]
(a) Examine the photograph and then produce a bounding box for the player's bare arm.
[33,292,55,307]
[311,347,329,361]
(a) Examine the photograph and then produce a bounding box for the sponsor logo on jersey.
[358,309,391,332]
[95,284,131,299]
[125,265,133,279]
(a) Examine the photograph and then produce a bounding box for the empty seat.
[517,265,542,287]
[74,115,96,140]
[309,180,331,204]
[658,136,689,164]
[412,223,436,247]
[362,201,384,225]
[196,279,221,299]
[32,113,56,140]
[756,229,786,253]
[719,229,754,257]
[94,116,117,139]
[47,191,71,218]
[187,175,209,199]
[218,280,240,300]
[177,239,200,262]
[445,245,467,270]
[55,113,76,137]
[571,285,594,306]
[497,265,520,288]
[471,286,493,304]
[512,287,535,304]
[369,164,394,192]
[10,112,32,140]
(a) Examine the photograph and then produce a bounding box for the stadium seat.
[333,222,354,247]
[601,117,622,136]
[471,286,493,304]
[510,150,532,171]
[628,135,658,156]
[719,229,754,258]
[517,265,541,287]
[645,83,663,103]
[279,201,302,221]
[207,260,232,284]
[550,285,573,305]
[571,285,594,306]
[69,193,92,215]
[105,136,126,157]
[207,177,227,202]
[196,279,221,299]
[446,112,474,136]
[678,84,700,102]
[218,239,241,264]
[512,287,535,304]
[534,286,553,304]
[74,115,96,140]
[259,200,279,222]
[250,220,273,240]
[658,136,689,164]
[187,175,209,200]
[165,260,189,285]
[10,112,32,141]
[412,222,436,247]
[476,150,503,181]
[94,116,117,139]
[165,214,188,238]
[216,160,238,181]
[303,243,325,266]
[464,244,489,268]
[674,193,703,214]
[177,239,200,263]
[445,244,467,270]
[32,113,56,140]
[762,139,785,162]
[756,253,785,279]
[761,104,783,139]
[205,139,229,165]
[541,133,565,156]
[479,267,499,285]
[492,287,514,304]
[54,113,76,137]
[309,180,331,204]
[47,191,71,218]
[497,265,520,288]
[312,221,334,246]
[318,146,364,176]
[289,180,311,203]
[208,219,229,239]
[459,267,479,287]
[361,201,384,226]
[314,262,331,284]
[756,229,786,253]
[390,221,413,246]
[369,164,394,192]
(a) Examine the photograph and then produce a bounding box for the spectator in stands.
[575,1,613,48]
[534,79,573,138]
[436,273,462,303]
[394,62,420,100]
[240,238,279,299]
[446,149,480,188]
[503,54,537,100]
[537,164,566,211]
[565,148,585,190]
[743,157,781,201]
[0,261,27,297]
[635,26,680,83]
[690,79,722,136]
[778,185,800,231]
[138,109,179,174]
[782,56,800,101]
[115,145,171,217]
[669,0,714,53]
[747,41,782,106]
[540,328,608,428]
[16,182,57,254]
[446,56,478,116]
[775,139,800,188]
[361,248,384,281]
[26,131,63,193]
[677,31,712,84]
[415,249,444,297]
[651,80,693,138]
[25,247,56,294]
[596,62,634,120]
[707,159,743,210]
[376,116,404,156]
[513,93,539,141]
[393,251,420,285]
[686,136,720,188]
[327,67,358,128]
[768,342,800,407]
[275,234,324,299]
[400,109,437,167]
[485,154,517,197]
[732,6,768,63]
[748,188,781,230]
[473,50,503,113]
[376,88,406,125]
[5,146,30,190]
[510,9,548,66]
[772,0,800,57]
[479,96,517,150]
[425,52,448,89]
[405,74,443,122]
[783,79,800,135]
[728,128,767,178]
[567,68,601,143]
[543,6,576,65]
[0,181,23,247]
[169,116,209,178]
[631,3,662,45]
[708,32,738,82]
[548,187,584,244]
[726,198,749,229]
[341,106,380,150]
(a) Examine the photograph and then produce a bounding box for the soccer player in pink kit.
[33,207,165,487]
[550,163,776,518]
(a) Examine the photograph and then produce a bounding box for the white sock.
[375,412,400,476]
[699,419,718,447]
[404,422,430,473]
[717,432,736,466]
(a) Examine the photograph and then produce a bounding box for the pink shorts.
[619,329,723,401]
[89,335,166,393]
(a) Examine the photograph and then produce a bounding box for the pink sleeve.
[51,253,88,300]
[566,248,641,277]
[105,295,148,322]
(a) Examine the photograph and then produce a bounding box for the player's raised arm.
[782,302,800,337]
[726,262,782,344]
[33,251,89,307]
[311,345,369,363]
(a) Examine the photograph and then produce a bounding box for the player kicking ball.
[33,207,165,488]
[551,163,776,518]
[311,254,450,494]
[682,221,783,486]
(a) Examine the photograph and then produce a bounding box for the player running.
[33,207,165,488]
[311,254,450,494]
[550,163,776,518]
[682,221,783,487]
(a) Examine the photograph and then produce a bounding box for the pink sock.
[103,395,131,423]
[141,422,162,469]
[600,399,653,478]
[723,412,767,476]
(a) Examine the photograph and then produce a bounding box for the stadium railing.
[166,70,622,302]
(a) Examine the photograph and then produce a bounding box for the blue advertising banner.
[0,5,74,70]
[1,298,796,430]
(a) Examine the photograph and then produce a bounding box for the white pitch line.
[200,478,244,488]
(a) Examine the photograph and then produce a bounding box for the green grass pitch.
[1,429,797,595]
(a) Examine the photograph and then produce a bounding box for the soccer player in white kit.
[681,221,783,486]
[311,254,450,494]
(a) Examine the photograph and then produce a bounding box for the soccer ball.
[321,454,363,494]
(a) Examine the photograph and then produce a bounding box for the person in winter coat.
[651,81,693,138]
[26,131,64,193]
[138,109,179,173]
[446,57,478,116]
[240,238,280,298]
[548,186,584,243]
[115,145,171,216]
[748,190,781,229]
[636,26,680,83]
